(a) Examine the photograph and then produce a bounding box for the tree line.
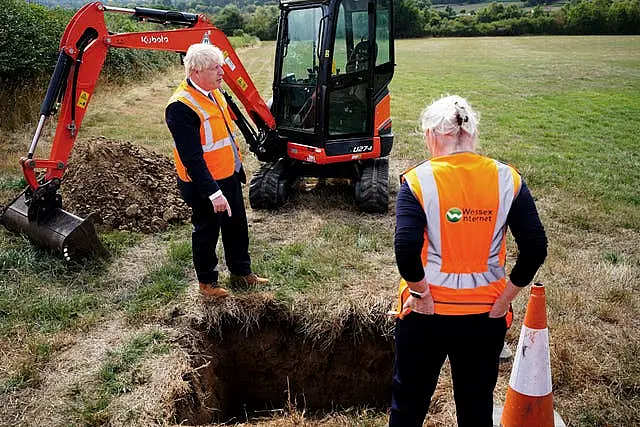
[395,0,640,37]
[1,0,637,129]
[120,0,640,38]
[151,0,640,38]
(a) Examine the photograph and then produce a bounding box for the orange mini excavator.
[1,0,394,260]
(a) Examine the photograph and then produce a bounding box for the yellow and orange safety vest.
[168,80,242,182]
[396,152,522,318]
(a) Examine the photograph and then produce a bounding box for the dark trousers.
[178,173,251,284]
[389,312,506,427]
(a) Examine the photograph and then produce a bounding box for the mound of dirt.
[60,137,191,233]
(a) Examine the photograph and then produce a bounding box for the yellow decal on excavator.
[77,91,90,109]
[236,77,248,91]
[325,49,330,58]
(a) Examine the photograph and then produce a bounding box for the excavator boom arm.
[2,1,277,261]
[24,1,275,193]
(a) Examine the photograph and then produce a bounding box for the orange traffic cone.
[501,283,554,427]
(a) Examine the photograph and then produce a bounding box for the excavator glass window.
[327,0,372,136]
[326,0,393,137]
[373,0,393,93]
[277,6,324,133]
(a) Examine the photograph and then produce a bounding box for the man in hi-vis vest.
[166,43,268,298]
[389,95,547,426]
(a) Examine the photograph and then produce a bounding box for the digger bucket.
[1,190,109,261]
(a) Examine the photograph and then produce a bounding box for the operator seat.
[346,38,377,73]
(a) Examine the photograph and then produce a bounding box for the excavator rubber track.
[1,190,109,261]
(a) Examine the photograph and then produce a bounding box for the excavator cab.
[249,0,395,213]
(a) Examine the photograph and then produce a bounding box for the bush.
[0,1,70,81]
[0,0,70,129]
[245,5,279,41]
[0,2,179,129]
[213,4,245,35]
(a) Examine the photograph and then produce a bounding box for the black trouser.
[389,312,507,427]
[178,172,251,284]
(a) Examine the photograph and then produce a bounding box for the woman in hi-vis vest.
[389,95,547,427]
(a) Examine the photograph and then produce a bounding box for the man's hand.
[211,193,232,216]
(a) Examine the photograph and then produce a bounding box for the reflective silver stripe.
[210,93,242,172]
[425,265,506,289]
[412,162,442,258]
[231,136,242,172]
[410,158,516,290]
[489,160,517,258]
[202,135,233,153]
[181,91,215,151]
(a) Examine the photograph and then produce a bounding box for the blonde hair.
[183,43,224,78]
[420,95,479,146]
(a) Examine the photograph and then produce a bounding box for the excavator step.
[1,190,109,261]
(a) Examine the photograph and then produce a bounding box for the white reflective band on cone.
[509,325,552,396]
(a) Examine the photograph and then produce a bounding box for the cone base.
[497,389,559,427]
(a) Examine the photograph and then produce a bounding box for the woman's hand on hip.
[489,297,509,318]
[489,280,523,318]
[403,294,435,315]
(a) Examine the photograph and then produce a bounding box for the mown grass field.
[1,36,639,426]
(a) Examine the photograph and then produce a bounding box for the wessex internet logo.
[446,207,462,223]
[446,207,495,223]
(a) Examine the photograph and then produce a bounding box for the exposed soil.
[60,137,190,233]
[174,292,397,425]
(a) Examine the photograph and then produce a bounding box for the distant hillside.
[35,0,277,10]
[39,0,526,8]
[432,0,518,3]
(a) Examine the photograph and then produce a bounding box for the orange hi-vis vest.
[396,152,522,317]
[168,80,242,182]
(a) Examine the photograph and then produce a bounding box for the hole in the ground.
[177,308,394,424]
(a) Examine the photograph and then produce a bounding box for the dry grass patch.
[2,37,640,426]
[0,233,194,426]
[505,189,640,425]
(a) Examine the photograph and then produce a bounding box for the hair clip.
[454,102,469,126]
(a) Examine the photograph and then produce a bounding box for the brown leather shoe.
[198,282,230,298]
[231,273,269,287]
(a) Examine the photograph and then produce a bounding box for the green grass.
[0,232,107,335]
[391,36,640,233]
[1,339,53,394]
[120,240,192,316]
[70,330,170,426]
[99,330,169,395]
[1,36,639,425]
[247,218,392,299]
[100,229,144,257]
[0,175,26,192]
[0,226,191,335]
